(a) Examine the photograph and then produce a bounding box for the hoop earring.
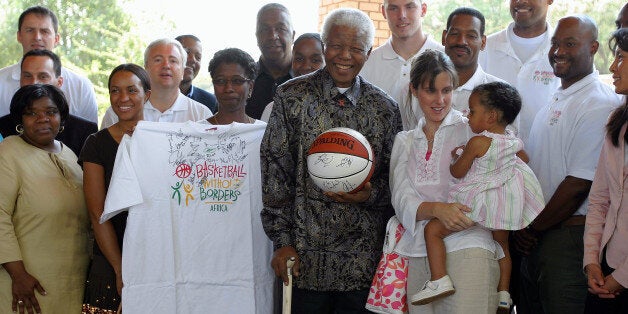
[58,125,65,133]
[15,124,24,135]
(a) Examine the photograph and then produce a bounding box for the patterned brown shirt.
[261,68,402,291]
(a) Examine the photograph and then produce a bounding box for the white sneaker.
[410,275,455,305]
[497,291,512,314]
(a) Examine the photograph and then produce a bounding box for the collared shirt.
[480,22,560,144]
[527,72,622,216]
[0,63,99,124]
[260,68,402,291]
[451,66,504,116]
[246,59,292,120]
[584,124,628,288]
[360,36,443,131]
[390,109,502,258]
[100,92,212,129]
[186,85,218,113]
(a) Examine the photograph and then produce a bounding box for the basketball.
[307,127,374,193]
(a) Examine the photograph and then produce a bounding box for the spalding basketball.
[307,127,374,193]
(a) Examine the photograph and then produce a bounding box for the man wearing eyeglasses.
[100,38,212,128]
[246,3,295,120]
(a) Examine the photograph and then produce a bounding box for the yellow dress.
[0,136,89,313]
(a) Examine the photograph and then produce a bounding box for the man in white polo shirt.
[360,0,442,130]
[514,15,622,314]
[479,0,559,144]
[0,5,98,124]
[100,38,212,128]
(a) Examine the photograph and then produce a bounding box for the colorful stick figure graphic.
[184,184,195,206]
[171,180,183,205]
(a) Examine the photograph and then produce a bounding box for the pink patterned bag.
[365,216,408,314]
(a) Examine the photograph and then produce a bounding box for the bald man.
[514,15,623,314]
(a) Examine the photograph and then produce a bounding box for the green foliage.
[426,0,623,74]
[0,0,146,116]
[425,0,511,37]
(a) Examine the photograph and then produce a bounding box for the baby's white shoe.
[410,275,455,305]
[497,290,512,314]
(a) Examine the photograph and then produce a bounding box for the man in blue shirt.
[175,34,218,113]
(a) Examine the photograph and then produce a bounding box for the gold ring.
[17,300,24,305]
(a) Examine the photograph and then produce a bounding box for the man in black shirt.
[0,49,96,155]
[247,3,295,119]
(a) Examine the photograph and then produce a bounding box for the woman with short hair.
[0,84,89,313]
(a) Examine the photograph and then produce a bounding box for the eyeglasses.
[22,108,59,118]
[213,77,252,86]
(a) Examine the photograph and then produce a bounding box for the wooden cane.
[282,257,296,314]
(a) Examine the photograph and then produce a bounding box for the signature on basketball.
[338,157,352,167]
[322,179,357,192]
[313,154,353,168]
[313,153,333,166]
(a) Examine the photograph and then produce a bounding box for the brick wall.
[318,0,391,48]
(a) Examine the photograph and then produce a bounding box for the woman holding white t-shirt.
[200,47,274,313]
[80,64,151,313]
[205,48,259,126]
[390,49,501,313]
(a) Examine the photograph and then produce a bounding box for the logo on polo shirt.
[533,70,555,85]
[549,110,562,126]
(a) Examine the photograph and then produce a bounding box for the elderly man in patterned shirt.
[261,7,403,313]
